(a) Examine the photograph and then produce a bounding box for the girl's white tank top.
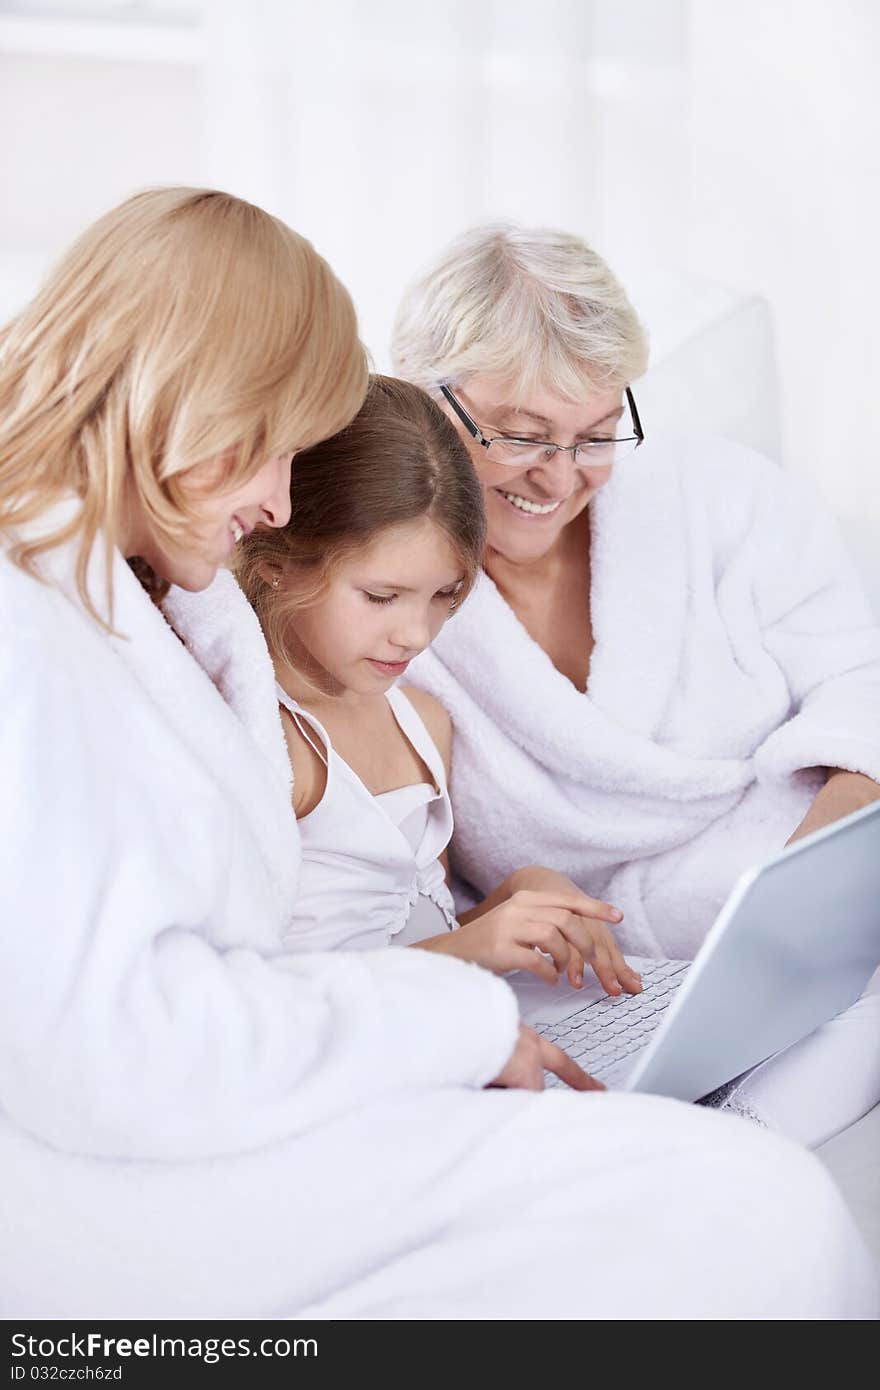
[277,682,458,952]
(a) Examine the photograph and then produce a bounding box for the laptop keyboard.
[538,959,691,1088]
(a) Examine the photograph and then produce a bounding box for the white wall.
[198,0,692,378]
[1,1,878,519]
[687,0,880,519]
[0,57,200,248]
[0,47,201,309]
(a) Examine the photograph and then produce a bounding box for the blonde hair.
[392,222,648,402]
[0,186,367,620]
[236,375,485,682]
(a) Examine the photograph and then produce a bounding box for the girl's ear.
[255,561,283,590]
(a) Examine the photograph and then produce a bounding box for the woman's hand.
[786,769,880,846]
[489,1023,605,1091]
[421,881,640,995]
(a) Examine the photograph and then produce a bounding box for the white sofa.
[630,265,879,1260]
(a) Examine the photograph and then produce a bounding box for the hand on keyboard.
[498,867,642,997]
[489,1023,606,1093]
[445,878,640,996]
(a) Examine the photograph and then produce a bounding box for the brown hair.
[0,186,367,621]
[235,374,486,672]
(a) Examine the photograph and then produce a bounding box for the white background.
[1,0,878,519]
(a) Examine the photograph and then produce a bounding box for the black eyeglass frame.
[439,383,645,463]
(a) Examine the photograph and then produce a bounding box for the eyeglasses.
[439,384,644,468]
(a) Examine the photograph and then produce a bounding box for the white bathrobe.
[1,518,875,1320]
[408,436,880,960]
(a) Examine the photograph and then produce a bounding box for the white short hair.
[392,223,648,401]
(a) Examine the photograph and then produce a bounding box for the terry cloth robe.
[0,518,875,1320]
[408,437,880,960]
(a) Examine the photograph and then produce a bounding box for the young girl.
[236,375,641,996]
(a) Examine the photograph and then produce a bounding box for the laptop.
[511,799,880,1099]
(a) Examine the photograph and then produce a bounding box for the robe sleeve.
[744,463,880,783]
[0,602,519,1161]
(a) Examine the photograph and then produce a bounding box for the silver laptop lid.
[627,800,880,1100]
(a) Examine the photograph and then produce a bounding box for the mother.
[0,190,875,1319]
[395,224,880,956]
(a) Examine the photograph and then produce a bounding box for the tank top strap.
[386,686,448,793]
[275,682,329,767]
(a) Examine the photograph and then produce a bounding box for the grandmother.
[396,224,880,1145]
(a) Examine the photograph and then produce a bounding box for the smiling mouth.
[496,489,564,516]
[367,657,410,674]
